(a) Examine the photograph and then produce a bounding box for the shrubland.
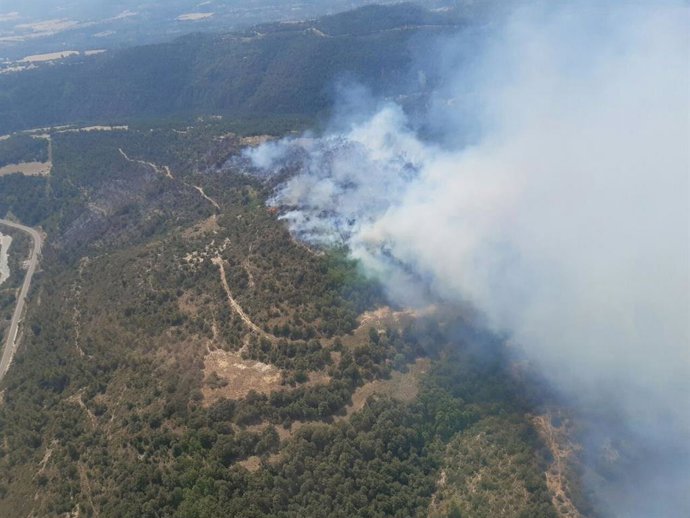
[0,115,561,517]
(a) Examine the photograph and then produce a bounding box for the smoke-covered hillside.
[247,2,690,516]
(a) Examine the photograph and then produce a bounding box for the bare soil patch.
[533,414,583,518]
[212,256,278,342]
[202,349,282,405]
[340,358,430,419]
[239,135,274,147]
[339,306,436,348]
[177,13,214,21]
[238,456,262,472]
[0,161,51,176]
[19,50,79,63]
[192,185,220,209]
[58,125,127,133]
[177,291,201,318]
[181,215,220,239]
[119,148,173,179]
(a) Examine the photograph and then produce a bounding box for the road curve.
[0,219,43,383]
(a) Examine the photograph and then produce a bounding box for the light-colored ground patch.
[212,256,279,342]
[177,13,214,21]
[22,125,70,134]
[58,125,127,133]
[250,359,426,462]
[201,344,331,408]
[339,305,436,348]
[112,10,137,21]
[66,391,97,428]
[182,238,230,268]
[533,414,582,518]
[78,461,98,515]
[0,64,38,74]
[202,349,282,404]
[36,440,57,475]
[246,419,311,446]
[19,50,79,63]
[16,19,79,33]
[192,185,220,209]
[238,456,262,472]
[0,161,51,176]
[307,370,331,386]
[0,133,51,177]
[239,135,274,147]
[340,358,430,419]
[358,305,437,328]
[177,291,201,318]
[308,27,330,38]
[181,215,220,239]
[119,148,173,178]
[0,233,11,286]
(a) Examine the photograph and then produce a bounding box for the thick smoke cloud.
[248,2,689,516]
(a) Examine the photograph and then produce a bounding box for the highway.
[0,219,43,383]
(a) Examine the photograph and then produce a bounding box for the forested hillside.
[0,4,464,135]
[0,4,594,517]
[0,120,569,517]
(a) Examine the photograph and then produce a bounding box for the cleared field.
[177,13,214,21]
[19,50,79,63]
[341,358,431,419]
[0,161,51,176]
[58,125,128,133]
[0,133,52,176]
[202,349,282,404]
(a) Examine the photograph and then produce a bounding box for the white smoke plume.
[247,2,689,515]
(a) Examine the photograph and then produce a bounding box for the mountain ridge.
[0,3,468,135]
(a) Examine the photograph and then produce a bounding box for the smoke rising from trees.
[248,2,689,515]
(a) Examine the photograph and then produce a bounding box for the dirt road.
[0,219,43,382]
[212,256,277,342]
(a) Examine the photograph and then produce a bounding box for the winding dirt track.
[212,256,277,342]
[0,219,43,382]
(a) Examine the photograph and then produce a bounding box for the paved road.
[0,219,43,382]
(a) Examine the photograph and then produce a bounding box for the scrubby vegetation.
[0,4,463,135]
[0,135,49,168]
[0,117,564,517]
